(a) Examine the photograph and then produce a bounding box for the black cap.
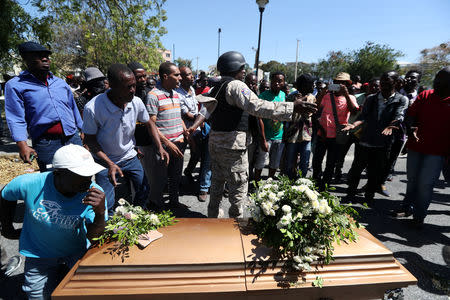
[18,41,52,56]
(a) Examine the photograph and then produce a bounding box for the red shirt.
[407,89,450,156]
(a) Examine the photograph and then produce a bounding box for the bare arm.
[83,134,123,186]
[150,115,183,158]
[83,187,106,241]
[0,187,21,239]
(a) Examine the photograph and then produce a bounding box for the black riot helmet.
[217,51,246,75]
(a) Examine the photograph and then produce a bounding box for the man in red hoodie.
[393,67,450,228]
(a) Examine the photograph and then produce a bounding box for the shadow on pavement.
[0,273,26,300]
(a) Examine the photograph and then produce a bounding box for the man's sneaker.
[377,184,390,197]
[198,191,208,202]
[2,256,22,277]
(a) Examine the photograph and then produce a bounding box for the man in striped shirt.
[146,62,188,209]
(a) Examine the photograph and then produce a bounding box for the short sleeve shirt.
[1,172,104,258]
[146,86,184,142]
[259,90,286,140]
[319,93,358,138]
[82,92,149,163]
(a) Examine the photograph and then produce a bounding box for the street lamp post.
[218,28,222,60]
[255,0,268,81]
[294,39,300,82]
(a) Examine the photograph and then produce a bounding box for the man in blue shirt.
[4,41,83,171]
[83,64,169,215]
[0,144,107,299]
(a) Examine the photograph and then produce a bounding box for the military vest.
[210,79,249,132]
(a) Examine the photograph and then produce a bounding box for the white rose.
[149,214,160,225]
[311,199,320,210]
[115,206,126,216]
[118,198,127,206]
[261,202,272,216]
[303,256,314,263]
[297,178,313,186]
[268,192,277,202]
[259,191,267,198]
[269,209,276,216]
[304,247,313,253]
[325,205,332,215]
[319,199,328,207]
[280,213,293,226]
[318,204,327,214]
[277,191,285,198]
[282,205,291,214]
[294,212,303,220]
[263,184,272,190]
[293,255,302,263]
[306,189,318,202]
[266,177,273,183]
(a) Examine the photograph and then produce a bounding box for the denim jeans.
[95,155,149,215]
[283,141,311,179]
[198,136,211,192]
[184,131,211,192]
[32,133,82,172]
[403,150,444,220]
[22,255,80,300]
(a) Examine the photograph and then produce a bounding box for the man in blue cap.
[4,41,83,171]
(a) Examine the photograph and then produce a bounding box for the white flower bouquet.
[94,199,176,247]
[249,177,361,273]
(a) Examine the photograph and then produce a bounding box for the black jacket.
[358,92,408,147]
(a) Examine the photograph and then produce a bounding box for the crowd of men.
[0,41,449,298]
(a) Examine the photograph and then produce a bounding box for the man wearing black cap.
[4,41,83,171]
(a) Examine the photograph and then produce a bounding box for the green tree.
[347,42,403,82]
[33,0,168,73]
[314,51,352,81]
[418,41,450,86]
[174,57,193,70]
[0,0,51,73]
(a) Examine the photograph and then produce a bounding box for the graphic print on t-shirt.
[32,200,83,230]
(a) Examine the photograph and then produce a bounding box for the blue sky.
[161,0,450,71]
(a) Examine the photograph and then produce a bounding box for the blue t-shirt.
[1,172,104,259]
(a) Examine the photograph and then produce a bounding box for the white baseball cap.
[50,144,105,176]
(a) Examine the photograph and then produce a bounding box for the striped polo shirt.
[146,85,184,142]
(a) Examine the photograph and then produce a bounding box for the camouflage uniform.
[206,77,294,218]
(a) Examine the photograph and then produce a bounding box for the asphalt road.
[0,139,449,300]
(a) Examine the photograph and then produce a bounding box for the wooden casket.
[52,218,416,300]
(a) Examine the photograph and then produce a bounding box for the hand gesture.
[136,147,144,159]
[167,141,183,158]
[293,98,318,115]
[341,123,355,131]
[408,126,419,142]
[19,145,37,165]
[82,187,106,215]
[339,84,349,96]
[159,147,170,165]
[108,163,123,186]
[382,125,399,136]
[260,140,269,152]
